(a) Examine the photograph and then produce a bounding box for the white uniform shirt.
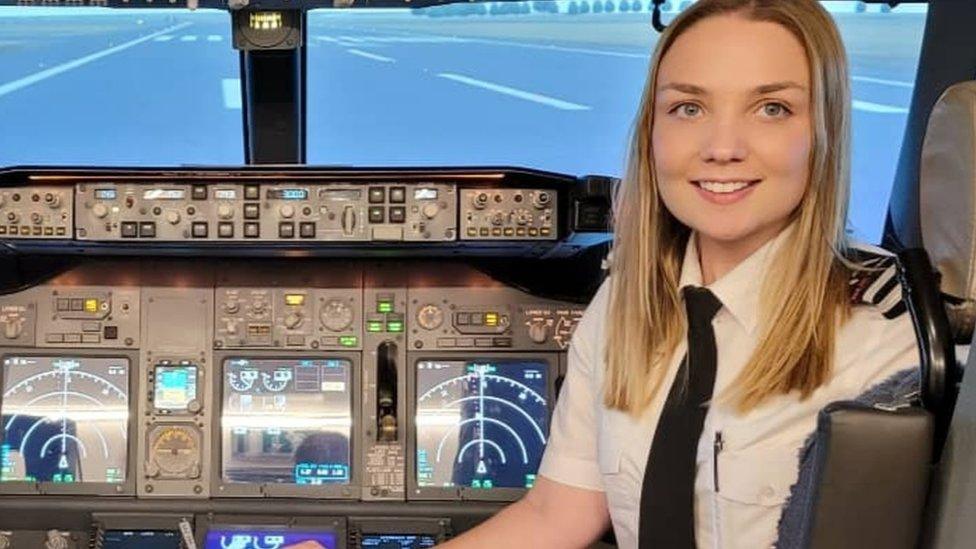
[537,230,918,549]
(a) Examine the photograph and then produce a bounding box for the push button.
[368,206,384,223]
[192,185,207,200]
[103,326,119,340]
[139,222,156,238]
[244,222,260,238]
[389,186,406,203]
[244,203,260,219]
[244,185,260,200]
[192,222,208,238]
[299,222,316,238]
[120,222,138,238]
[279,222,295,238]
[218,222,234,238]
[368,187,385,204]
[389,206,406,224]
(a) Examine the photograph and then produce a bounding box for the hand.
[281,542,326,549]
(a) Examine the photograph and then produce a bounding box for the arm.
[436,476,610,549]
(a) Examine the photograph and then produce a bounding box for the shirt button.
[760,485,777,501]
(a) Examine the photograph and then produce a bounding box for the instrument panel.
[0,258,591,547]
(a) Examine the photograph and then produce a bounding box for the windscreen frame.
[0,349,139,496]
[211,350,362,499]
[406,351,557,502]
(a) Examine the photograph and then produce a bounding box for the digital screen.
[215,189,238,200]
[415,359,549,490]
[267,188,308,200]
[320,189,361,201]
[205,529,337,549]
[102,530,181,548]
[222,358,353,485]
[361,534,437,548]
[142,189,186,200]
[154,364,198,411]
[413,188,437,200]
[1,356,129,484]
[94,189,117,200]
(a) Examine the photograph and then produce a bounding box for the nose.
[699,118,748,164]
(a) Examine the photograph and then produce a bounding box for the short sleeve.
[537,279,610,492]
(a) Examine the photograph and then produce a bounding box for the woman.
[288,1,918,547]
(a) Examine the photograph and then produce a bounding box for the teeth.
[699,181,751,194]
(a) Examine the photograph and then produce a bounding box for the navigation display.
[204,528,337,549]
[102,530,181,548]
[222,358,353,485]
[154,364,198,411]
[0,356,129,484]
[361,534,437,548]
[415,359,549,490]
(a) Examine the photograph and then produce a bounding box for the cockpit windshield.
[0,1,927,242]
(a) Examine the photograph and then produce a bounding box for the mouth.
[691,179,763,194]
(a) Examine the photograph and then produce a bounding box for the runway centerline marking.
[852,75,914,89]
[0,22,192,100]
[853,99,909,114]
[347,49,395,63]
[437,72,590,111]
[222,78,241,110]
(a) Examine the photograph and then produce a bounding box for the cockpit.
[0,1,973,548]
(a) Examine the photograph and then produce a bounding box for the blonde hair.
[604,0,853,415]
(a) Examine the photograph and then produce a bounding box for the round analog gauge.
[416,304,444,330]
[320,298,354,332]
[149,425,200,479]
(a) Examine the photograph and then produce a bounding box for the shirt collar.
[678,226,793,335]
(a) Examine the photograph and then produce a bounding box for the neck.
[697,225,786,285]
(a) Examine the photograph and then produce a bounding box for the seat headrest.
[920,81,976,338]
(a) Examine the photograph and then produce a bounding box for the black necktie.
[638,286,723,548]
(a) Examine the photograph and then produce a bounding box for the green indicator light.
[340,336,358,346]
[483,480,493,489]
[386,321,403,332]
[472,479,482,488]
[377,301,393,313]
[367,321,383,333]
[525,474,536,488]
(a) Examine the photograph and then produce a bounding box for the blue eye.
[673,103,702,117]
[761,102,791,117]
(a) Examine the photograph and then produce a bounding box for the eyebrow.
[657,81,807,95]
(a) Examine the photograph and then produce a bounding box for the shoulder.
[845,242,906,320]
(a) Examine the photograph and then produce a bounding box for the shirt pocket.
[715,444,800,548]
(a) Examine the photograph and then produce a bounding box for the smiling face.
[652,13,813,255]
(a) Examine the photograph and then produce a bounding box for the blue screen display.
[204,529,337,549]
[361,534,437,548]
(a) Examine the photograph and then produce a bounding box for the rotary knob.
[490,211,505,226]
[0,532,10,549]
[217,204,234,220]
[320,299,353,332]
[92,203,109,218]
[279,204,296,219]
[472,192,489,210]
[416,304,444,330]
[528,320,549,344]
[5,211,18,224]
[30,212,43,225]
[284,312,304,329]
[44,531,69,549]
[3,318,23,340]
[166,210,181,225]
[422,202,440,219]
[223,299,240,314]
[44,193,61,209]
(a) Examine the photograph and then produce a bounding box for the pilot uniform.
[537,227,918,549]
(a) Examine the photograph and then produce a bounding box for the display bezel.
[0,349,139,497]
[349,517,451,547]
[91,512,190,549]
[405,352,557,502]
[195,514,346,549]
[212,351,362,499]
